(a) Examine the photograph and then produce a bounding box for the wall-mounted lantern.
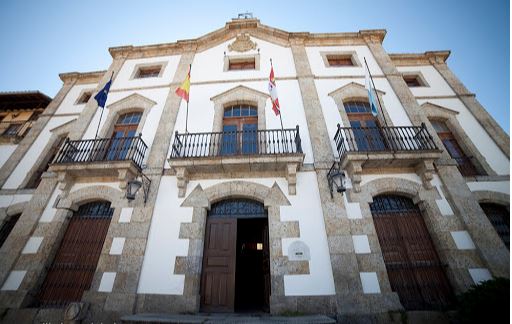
[327,162,346,198]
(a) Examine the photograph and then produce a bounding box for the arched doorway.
[369,195,453,310]
[200,199,270,313]
[37,201,114,307]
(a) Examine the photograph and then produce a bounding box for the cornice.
[59,70,106,85]
[389,51,451,66]
[108,19,388,59]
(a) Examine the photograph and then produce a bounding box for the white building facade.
[0,19,509,322]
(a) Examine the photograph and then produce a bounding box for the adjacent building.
[0,18,509,322]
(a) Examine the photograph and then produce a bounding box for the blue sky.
[0,0,509,132]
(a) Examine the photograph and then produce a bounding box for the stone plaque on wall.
[288,240,310,261]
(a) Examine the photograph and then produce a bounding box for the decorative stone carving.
[228,33,257,52]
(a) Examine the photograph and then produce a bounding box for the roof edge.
[389,51,451,66]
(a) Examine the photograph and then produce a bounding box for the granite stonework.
[0,18,508,323]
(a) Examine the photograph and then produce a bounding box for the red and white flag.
[268,65,280,116]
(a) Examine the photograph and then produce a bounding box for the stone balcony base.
[49,160,141,190]
[340,150,442,192]
[168,154,305,197]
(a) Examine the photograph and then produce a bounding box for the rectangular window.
[135,66,162,79]
[403,75,422,87]
[3,124,21,136]
[326,54,354,67]
[77,92,92,104]
[228,57,256,70]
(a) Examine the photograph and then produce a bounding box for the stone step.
[121,313,336,324]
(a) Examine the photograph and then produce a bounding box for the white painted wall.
[55,83,98,115]
[192,36,296,82]
[0,145,17,168]
[417,98,509,175]
[138,172,336,296]
[137,176,190,294]
[360,173,422,187]
[396,65,455,97]
[3,116,76,189]
[165,80,314,166]
[305,45,382,77]
[0,194,32,208]
[110,55,181,90]
[467,181,510,196]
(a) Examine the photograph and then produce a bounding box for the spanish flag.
[175,65,191,102]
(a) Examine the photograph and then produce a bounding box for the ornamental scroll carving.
[228,33,257,52]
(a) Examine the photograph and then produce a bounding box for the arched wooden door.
[200,199,270,313]
[37,201,113,307]
[370,195,453,310]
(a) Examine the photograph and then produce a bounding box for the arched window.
[370,195,453,310]
[37,201,113,307]
[221,104,258,155]
[344,100,385,151]
[480,203,509,249]
[430,120,479,176]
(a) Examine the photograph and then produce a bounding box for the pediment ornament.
[228,33,257,52]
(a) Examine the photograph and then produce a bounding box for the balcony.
[334,123,442,191]
[168,126,305,197]
[49,135,148,188]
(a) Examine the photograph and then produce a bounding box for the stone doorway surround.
[134,180,334,315]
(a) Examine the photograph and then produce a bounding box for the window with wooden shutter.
[228,57,256,70]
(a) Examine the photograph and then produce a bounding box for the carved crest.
[228,33,257,52]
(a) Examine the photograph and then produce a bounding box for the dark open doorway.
[200,199,270,313]
[235,217,270,312]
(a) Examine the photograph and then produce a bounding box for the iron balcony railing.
[334,123,438,159]
[170,126,302,158]
[52,135,147,170]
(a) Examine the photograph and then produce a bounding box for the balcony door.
[344,101,385,151]
[107,112,141,161]
[221,105,258,155]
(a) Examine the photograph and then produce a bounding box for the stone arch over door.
[32,185,124,307]
[354,177,471,294]
[174,180,310,314]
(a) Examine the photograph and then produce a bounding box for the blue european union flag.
[94,79,112,108]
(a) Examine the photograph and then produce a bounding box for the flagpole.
[364,57,388,127]
[185,64,191,133]
[94,71,114,139]
[271,58,287,151]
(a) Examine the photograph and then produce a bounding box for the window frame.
[224,54,260,72]
[129,62,167,80]
[321,51,361,68]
